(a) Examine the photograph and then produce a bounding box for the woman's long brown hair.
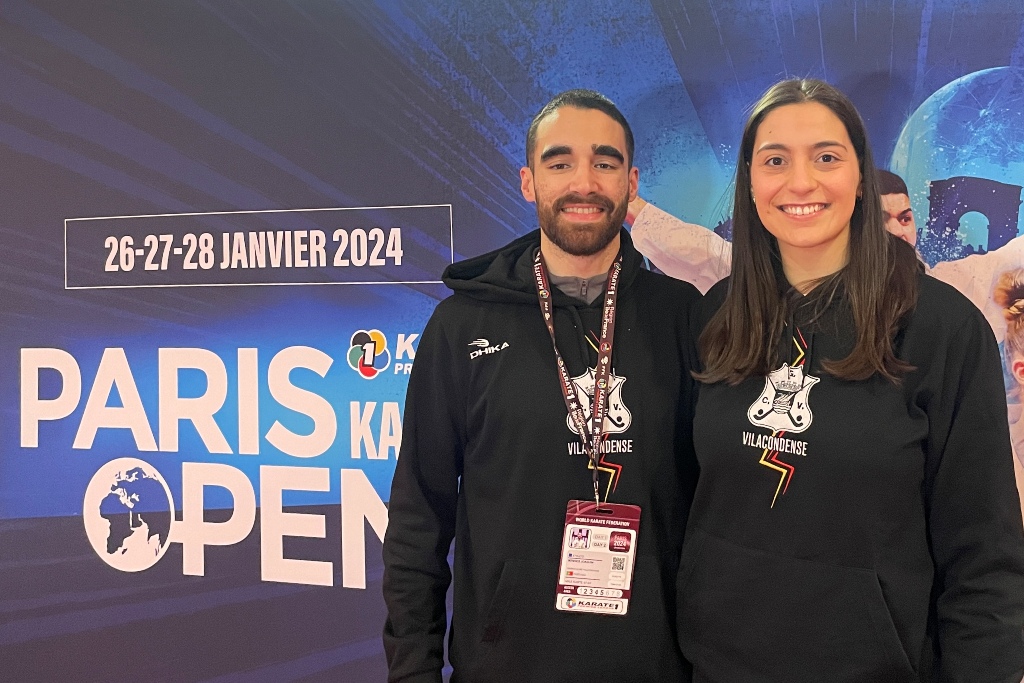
[697,78,920,385]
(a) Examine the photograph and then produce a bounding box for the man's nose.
[568,164,599,195]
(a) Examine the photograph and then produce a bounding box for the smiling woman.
[749,101,863,286]
[701,79,918,384]
[679,78,1024,683]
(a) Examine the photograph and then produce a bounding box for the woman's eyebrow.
[755,140,848,153]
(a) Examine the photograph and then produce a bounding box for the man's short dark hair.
[877,169,909,196]
[525,89,635,168]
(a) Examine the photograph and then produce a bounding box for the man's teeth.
[782,204,825,216]
[562,207,602,214]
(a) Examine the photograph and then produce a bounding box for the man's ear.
[520,166,536,203]
[628,166,639,201]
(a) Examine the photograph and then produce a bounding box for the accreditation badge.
[555,500,640,616]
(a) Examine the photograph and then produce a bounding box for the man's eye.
[900,215,913,225]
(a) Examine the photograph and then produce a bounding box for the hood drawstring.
[786,306,798,367]
[566,305,591,363]
[784,293,816,375]
[804,330,815,375]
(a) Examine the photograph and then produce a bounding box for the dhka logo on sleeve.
[467,338,509,359]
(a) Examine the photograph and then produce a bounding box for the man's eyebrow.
[540,145,573,162]
[593,144,624,163]
[899,208,913,216]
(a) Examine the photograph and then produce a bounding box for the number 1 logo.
[347,330,392,379]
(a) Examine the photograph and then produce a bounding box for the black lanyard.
[533,249,622,505]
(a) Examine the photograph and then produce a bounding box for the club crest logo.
[747,363,819,433]
[566,367,631,434]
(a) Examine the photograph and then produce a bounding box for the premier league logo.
[566,367,631,435]
[747,363,819,433]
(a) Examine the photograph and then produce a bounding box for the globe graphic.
[890,66,1024,265]
[83,458,174,572]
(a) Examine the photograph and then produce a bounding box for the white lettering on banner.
[80,206,435,286]
[265,346,336,458]
[20,348,82,447]
[261,465,333,586]
[217,231,325,270]
[159,348,232,454]
[395,333,418,360]
[269,230,291,267]
[350,401,377,459]
[19,346,403,458]
[349,401,402,460]
[74,348,157,450]
[172,463,388,588]
[204,229,401,271]
[238,348,260,455]
[21,346,404,590]
[180,462,257,576]
[379,402,402,459]
[341,469,389,589]
[295,230,309,268]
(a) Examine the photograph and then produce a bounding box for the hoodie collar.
[442,228,643,305]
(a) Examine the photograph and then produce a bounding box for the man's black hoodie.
[383,229,700,682]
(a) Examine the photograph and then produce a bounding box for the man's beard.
[537,192,629,257]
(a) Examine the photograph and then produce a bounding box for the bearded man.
[382,89,700,682]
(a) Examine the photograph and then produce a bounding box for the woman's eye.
[766,157,784,166]
[819,153,836,163]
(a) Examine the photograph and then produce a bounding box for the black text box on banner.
[64,204,453,288]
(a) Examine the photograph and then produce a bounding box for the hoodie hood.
[442,228,644,305]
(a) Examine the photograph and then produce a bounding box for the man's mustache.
[553,193,615,212]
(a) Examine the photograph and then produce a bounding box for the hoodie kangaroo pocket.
[469,556,685,682]
[467,559,525,681]
[479,559,521,644]
[677,529,917,683]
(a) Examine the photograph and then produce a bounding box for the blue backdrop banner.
[3,1,1024,680]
